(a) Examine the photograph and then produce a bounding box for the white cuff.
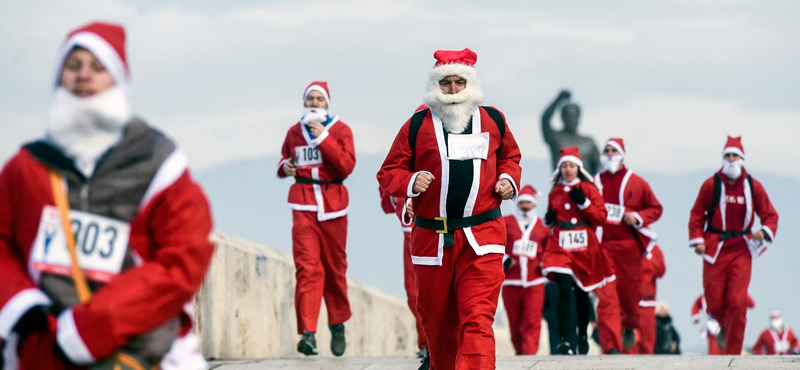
[762,226,775,242]
[407,171,426,198]
[0,288,52,339]
[577,198,591,210]
[689,237,704,247]
[630,212,644,229]
[57,309,96,365]
[498,173,518,201]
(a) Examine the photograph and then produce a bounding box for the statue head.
[561,103,581,133]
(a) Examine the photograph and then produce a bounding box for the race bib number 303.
[512,240,538,258]
[559,230,588,250]
[295,145,323,167]
[30,205,130,282]
[605,204,625,224]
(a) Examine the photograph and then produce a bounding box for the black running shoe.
[330,324,346,357]
[556,341,574,355]
[416,347,428,359]
[717,328,726,350]
[606,348,620,354]
[622,328,636,350]
[297,332,318,356]
[578,335,589,355]
[418,351,431,370]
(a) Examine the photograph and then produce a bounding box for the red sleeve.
[689,178,714,245]
[751,179,778,241]
[790,330,799,352]
[277,126,293,178]
[492,109,522,195]
[65,171,215,360]
[747,295,755,309]
[0,155,52,339]
[651,245,666,279]
[317,123,356,179]
[632,176,663,226]
[578,183,607,228]
[691,296,702,318]
[752,331,768,355]
[379,189,395,214]
[377,119,418,199]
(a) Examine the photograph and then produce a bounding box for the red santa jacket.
[377,107,522,265]
[380,191,413,233]
[502,214,549,287]
[639,244,665,306]
[595,167,662,252]
[0,123,213,364]
[688,168,779,264]
[278,116,355,221]
[753,328,800,355]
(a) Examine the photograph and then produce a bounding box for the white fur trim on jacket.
[0,289,52,339]
[57,308,96,365]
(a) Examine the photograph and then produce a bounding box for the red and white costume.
[595,138,662,346]
[688,136,778,354]
[379,192,425,350]
[753,328,799,355]
[691,294,754,355]
[629,245,665,354]
[378,49,521,369]
[501,185,549,355]
[0,22,213,370]
[541,148,614,292]
[277,81,355,334]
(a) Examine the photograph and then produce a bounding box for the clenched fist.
[413,172,435,194]
[495,179,514,200]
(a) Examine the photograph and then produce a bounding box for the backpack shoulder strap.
[481,106,505,142]
[408,108,428,154]
[709,173,722,217]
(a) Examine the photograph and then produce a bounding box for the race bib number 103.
[295,146,323,167]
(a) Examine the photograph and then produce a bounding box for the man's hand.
[495,179,514,200]
[406,200,415,218]
[413,172,435,194]
[306,121,325,137]
[623,213,639,226]
[694,243,706,255]
[282,161,297,177]
[752,230,765,241]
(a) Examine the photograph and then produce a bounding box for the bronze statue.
[542,90,601,175]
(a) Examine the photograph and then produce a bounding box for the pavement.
[209,355,800,369]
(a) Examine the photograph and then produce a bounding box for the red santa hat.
[303,81,331,107]
[604,137,626,158]
[427,48,481,92]
[54,21,129,90]
[517,185,542,205]
[722,135,745,160]
[552,146,594,183]
[770,310,782,319]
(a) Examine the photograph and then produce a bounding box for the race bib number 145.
[559,230,588,250]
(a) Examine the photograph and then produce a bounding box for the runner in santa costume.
[379,190,427,357]
[691,294,754,355]
[688,136,778,354]
[540,146,614,355]
[752,310,800,355]
[594,138,662,350]
[629,244,665,354]
[278,81,354,356]
[377,48,522,370]
[0,22,214,370]
[501,185,550,355]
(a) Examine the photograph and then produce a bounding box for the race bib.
[606,204,625,224]
[30,205,130,283]
[295,145,323,167]
[745,235,769,258]
[447,132,489,161]
[512,240,538,258]
[559,230,588,250]
[776,340,790,353]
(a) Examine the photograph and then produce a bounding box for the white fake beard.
[423,86,483,134]
[300,107,328,124]
[601,154,624,174]
[514,206,535,225]
[721,159,744,180]
[771,318,784,332]
[46,86,132,177]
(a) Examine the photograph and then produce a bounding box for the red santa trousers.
[502,284,545,355]
[292,211,352,334]
[403,232,427,350]
[414,232,504,370]
[594,261,623,353]
[629,305,656,354]
[602,239,642,329]
[703,242,751,354]
[707,333,724,355]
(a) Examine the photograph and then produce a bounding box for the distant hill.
[195,154,799,355]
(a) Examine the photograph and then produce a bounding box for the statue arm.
[542,91,568,142]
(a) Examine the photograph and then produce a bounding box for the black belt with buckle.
[415,207,502,246]
[706,227,751,241]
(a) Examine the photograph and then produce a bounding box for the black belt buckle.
[434,217,448,234]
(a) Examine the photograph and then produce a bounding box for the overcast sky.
[2,0,799,179]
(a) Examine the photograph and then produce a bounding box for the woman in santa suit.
[541,146,614,355]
